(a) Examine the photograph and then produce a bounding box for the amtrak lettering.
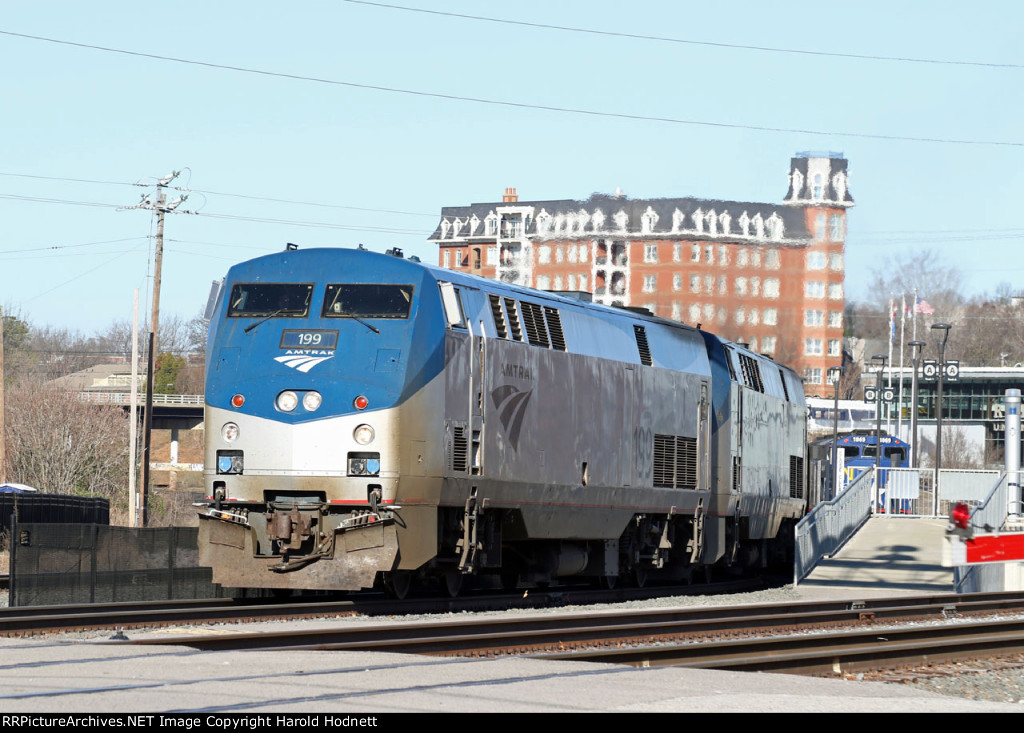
[274,349,336,373]
[499,363,534,381]
[490,384,533,451]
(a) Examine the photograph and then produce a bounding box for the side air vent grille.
[452,426,469,473]
[520,301,550,348]
[653,434,698,489]
[732,456,742,493]
[789,455,804,499]
[544,306,566,351]
[779,367,790,401]
[504,297,523,342]
[489,294,508,339]
[634,325,653,366]
[739,353,765,393]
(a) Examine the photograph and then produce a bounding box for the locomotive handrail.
[794,467,874,584]
[76,392,205,406]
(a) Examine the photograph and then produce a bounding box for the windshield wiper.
[244,309,303,333]
[325,294,380,334]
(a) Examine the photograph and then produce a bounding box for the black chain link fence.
[9,523,229,606]
[1,493,109,527]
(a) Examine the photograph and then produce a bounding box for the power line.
[342,0,1024,70]
[2,29,1021,148]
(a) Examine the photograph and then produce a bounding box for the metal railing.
[77,392,204,406]
[952,473,1010,593]
[794,467,874,583]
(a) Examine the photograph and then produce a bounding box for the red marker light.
[951,502,971,530]
[354,395,369,410]
[231,394,245,408]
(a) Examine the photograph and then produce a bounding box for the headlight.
[276,390,299,412]
[221,422,239,442]
[302,391,322,411]
[353,424,375,445]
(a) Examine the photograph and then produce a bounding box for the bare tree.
[3,377,130,522]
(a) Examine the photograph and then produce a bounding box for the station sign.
[863,386,895,404]
[922,360,960,382]
[944,532,1024,565]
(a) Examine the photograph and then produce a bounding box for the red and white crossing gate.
[945,532,1024,566]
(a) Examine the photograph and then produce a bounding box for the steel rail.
[539,617,1024,676]
[106,590,1024,656]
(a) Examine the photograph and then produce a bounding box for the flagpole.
[887,296,894,434]
[898,292,907,440]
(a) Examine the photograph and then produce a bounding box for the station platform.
[795,516,953,598]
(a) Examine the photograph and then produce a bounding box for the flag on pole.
[915,296,935,315]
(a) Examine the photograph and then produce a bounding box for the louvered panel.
[653,434,675,488]
[504,298,523,342]
[489,294,508,339]
[633,325,653,366]
[789,455,804,499]
[452,426,469,473]
[544,306,566,351]
[675,436,698,489]
[520,301,549,347]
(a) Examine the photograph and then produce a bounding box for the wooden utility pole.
[126,171,187,527]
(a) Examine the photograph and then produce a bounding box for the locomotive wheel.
[442,571,464,598]
[633,566,648,588]
[385,570,414,600]
[598,575,618,590]
[500,566,520,592]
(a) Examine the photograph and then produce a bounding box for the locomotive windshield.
[322,284,413,319]
[227,283,313,318]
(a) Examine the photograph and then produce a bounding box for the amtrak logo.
[490,385,533,451]
[274,350,335,373]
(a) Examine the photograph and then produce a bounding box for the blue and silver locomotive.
[197,246,808,595]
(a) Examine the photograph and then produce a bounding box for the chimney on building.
[502,187,518,203]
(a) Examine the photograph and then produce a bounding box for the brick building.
[429,152,852,391]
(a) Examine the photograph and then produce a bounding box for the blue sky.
[2,1,1022,335]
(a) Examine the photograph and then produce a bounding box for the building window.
[828,339,841,356]
[567,274,576,291]
[805,338,823,356]
[538,245,551,264]
[805,310,824,326]
[485,217,498,236]
[690,274,700,293]
[749,308,759,325]
[828,283,843,300]
[703,304,715,321]
[829,311,843,328]
[705,245,714,264]
[764,278,780,298]
[807,251,826,270]
[487,246,498,265]
[761,336,776,353]
[829,214,845,241]
[443,250,450,268]
[691,244,700,262]
[718,275,727,295]
[765,249,780,269]
[805,281,825,298]
[763,308,777,326]
[815,213,826,240]
[643,275,657,293]
[735,307,746,325]
[578,275,587,291]
[671,302,681,320]
[704,275,714,293]
[536,275,550,289]
[644,244,658,263]
[735,277,748,296]
[718,245,729,266]
[829,253,843,271]
[689,304,701,322]
[673,274,682,291]
[673,244,682,262]
[804,367,823,384]
[454,250,462,267]
[553,276,563,290]
[737,249,749,267]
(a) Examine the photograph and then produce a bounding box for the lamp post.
[828,365,844,499]
[930,323,952,475]
[872,354,888,472]
[908,339,926,469]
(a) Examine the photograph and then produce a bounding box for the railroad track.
[93,590,1024,676]
[0,577,762,636]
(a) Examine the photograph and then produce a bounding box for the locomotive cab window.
[227,283,313,318]
[321,284,413,319]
